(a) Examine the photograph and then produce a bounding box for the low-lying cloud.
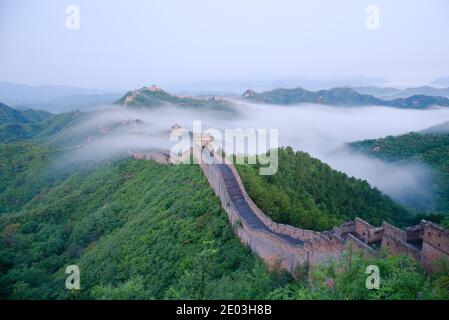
[57,101,449,211]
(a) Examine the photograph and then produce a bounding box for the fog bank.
[59,102,449,211]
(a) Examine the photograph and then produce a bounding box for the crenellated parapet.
[194,146,449,273]
[131,144,449,273]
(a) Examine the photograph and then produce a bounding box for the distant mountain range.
[0,81,103,103]
[430,76,449,87]
[241,87,449,108]
[0,81,122,113]
[14,93,122,113]
[4,80,449,113]
[351,85,449,99]
[0,102,51,124]
[164,75,389,93]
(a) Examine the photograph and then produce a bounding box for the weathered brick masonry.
[197,147,449,272]
[132,147,449,273]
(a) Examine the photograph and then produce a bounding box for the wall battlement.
[128,150,171,164]
[135,147,449,273]
[196,147,449,273]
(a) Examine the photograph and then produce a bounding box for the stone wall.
[133,148,449,273]
[197,148,376,272]
[226,163,319,242]
[128,150,171,164]
[381,233,421,260]
[196,148,449,273]
[421,222,449,271]
[383,222,407,242]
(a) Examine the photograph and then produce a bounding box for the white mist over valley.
[58,101,449,210]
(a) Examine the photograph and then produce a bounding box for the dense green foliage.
[350,132,449,214]
[0,102,51,124]
[0,149,291,299]
[242,87,449,108]
[32,111,86,143]
[0,102,135,149]
[0,102,85,144]
[236,147,410,231]
[0,143,62,213]
[0,103,54,143]
[269,249,449,300]
[0,123,43,143]
[0,144,448,299]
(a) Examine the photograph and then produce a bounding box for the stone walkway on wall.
[217,163,305,247]
[135,146,449,272]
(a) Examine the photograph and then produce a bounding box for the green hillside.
[0,147,289,299]
[0,104,125,148]
[0,103,54,143]
[0,144,448,299]
[236,147,410,231]
[0,103,85,144]
[0,123,43,143]
[0,102,52,124]
[0,143,62,213]
[349,132,449,215]
[242,87,383,106]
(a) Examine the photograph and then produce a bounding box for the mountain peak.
[114,86,235,113]
[242,89,256,98]
[118,85,171,106]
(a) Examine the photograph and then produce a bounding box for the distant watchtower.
[146,84,161,92]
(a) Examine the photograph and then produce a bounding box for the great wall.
[130,134,449,274]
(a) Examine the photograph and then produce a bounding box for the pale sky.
[0,0,448,91]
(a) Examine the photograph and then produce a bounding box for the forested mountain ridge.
[235,147,411,231]
[115,85,236,113]
[0,103,145,148]
[351,85,449,99]
[0,102,52,124]
[0,102,85,144]
[349,131,449,216]
[242,87,449,108]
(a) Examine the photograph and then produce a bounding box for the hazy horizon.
[1,0,449,91]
